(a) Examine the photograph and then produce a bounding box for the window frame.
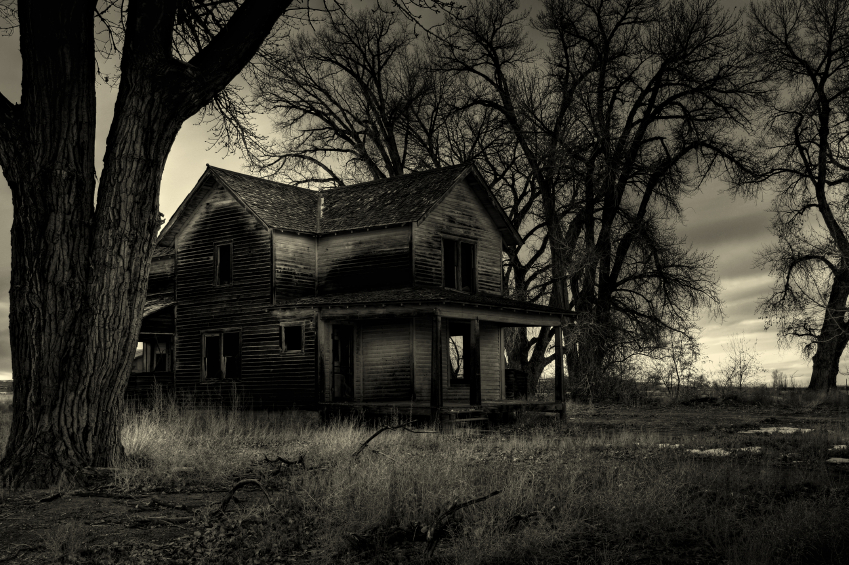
[280,322,306,355]
[447,321,470,387]
[201,328,241,381]
[441,238,477,293]
[214,241,234,286]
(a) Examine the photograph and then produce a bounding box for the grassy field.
[3,391,849,563]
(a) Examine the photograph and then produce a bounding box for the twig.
[424,490,501,557]
[219,479,274,513]
[352,421,434,457]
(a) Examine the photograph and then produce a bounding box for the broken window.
[280,323,305,354]
[202,330,241,380]
[214,242,233,285]
[133,335,172,373]
[448,322,470,387]
[442,239,476,292]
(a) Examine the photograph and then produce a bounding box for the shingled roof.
[277,287,571,316]
[209,167,318,233]
[158,164,521,245]
[319,164,468,232]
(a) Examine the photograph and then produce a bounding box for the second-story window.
[215,242,233,286]
[442,239,476,292]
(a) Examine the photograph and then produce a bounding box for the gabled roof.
[158,164,522,247]
[320,165,467,231]
[209,168,318,233]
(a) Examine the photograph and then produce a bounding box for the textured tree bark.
[808,268,849,390]
[0,0,292,488]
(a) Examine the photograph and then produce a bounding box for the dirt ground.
[1,402,848,564]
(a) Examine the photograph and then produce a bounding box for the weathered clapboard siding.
[317,227,411,294]
[480,323,502,401]
[414,179,503,295]
[174,305,316,407]
[441,319,502,403]
[411,315,502,404]
[175,185,271,306]
[274,231,316,302]
[413,316,433,401]
[148,255,175,295]
[360,320,412,401]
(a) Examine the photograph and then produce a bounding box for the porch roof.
[278,287,573,319]
[142,297,176,318]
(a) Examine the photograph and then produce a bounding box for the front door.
[332,325,355,401]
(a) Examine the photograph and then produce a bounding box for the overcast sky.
[0,7,832,386]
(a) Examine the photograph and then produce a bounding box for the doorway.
[332,325,355,401]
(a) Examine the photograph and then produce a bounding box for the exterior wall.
[317,226,412,294]
[360,319,413,401]
[148,255,175,295]
[172,186,317,407]
[413,180,504,295]
[274,231,316,302]
[412,315,503,404]
[175,185,271,307]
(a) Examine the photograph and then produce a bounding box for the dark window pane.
[223,332,240,379]
[205,335,221,380]
[443,240,457,288]
[284,325,303,352]
[153,352,167,372]
[216,243,232,285]
[460,242,474,292]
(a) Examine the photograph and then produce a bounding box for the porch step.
[442,410,489,430]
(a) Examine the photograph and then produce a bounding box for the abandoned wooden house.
[131,164,574,420]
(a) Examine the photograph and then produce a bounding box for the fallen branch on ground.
[128,515,194,527]
[219,479,274,513]
[352,421,435,458]
[425,490,501,556]
[38,492,63,503]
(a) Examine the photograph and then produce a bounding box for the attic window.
[280,322,305,354]
[442,239,476,292]
[214,242,233,286]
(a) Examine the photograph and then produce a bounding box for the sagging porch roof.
[275,287,573,326]
[142,297,175,318]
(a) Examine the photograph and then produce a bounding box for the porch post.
[555,321,565,420]
[431,311,443,422]
[470,317,481,405]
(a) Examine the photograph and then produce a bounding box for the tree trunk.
[808,268,849,390]
[0,0,292,488]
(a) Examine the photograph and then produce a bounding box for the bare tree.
[0,0,309,489]
[717,334,765,390]
[741,0,849,390]
[437,0,760,399]
[248,4,468,186]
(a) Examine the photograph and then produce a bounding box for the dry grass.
[4,390,849,562]
[114,394,849,563]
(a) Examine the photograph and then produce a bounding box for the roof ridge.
[329,163,468,192]
[208,165,317,197]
